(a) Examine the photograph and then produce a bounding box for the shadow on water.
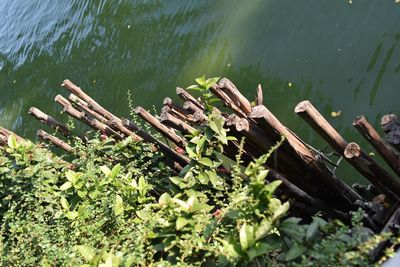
[0,0,399,183]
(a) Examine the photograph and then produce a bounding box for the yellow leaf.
[331,110,342,117]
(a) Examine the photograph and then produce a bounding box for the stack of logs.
[1,78,400,246]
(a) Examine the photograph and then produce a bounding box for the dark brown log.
[176,87,204,110]
[163,98,191,121]
[28,107,71,138]
[122,118,190,168]
[251,105,362,210]
[295,100,400,198]
[354,115,400,177]
[62,80,141,141]
[55,95,124,140]
[218,78,252,115]
[255,84,263,106]
[159,110,196,135]
[344,142,400,197]
[135,106,186,147]
[161,105,190,123]
[37,129,73,152]
[381,114,400,152]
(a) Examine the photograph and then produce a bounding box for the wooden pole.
[68,94,108,124]
[295,100,400,197]
[122,119,190,167]
[37,129,73,153]
[135,106,187,147]
[344,142,400,197]
[176,87,204,110]
[159,110,196,135]
[55,95,124,140]
[218,78,252,115]
[250,105,362,210]
[255,84,264,106]
[354,115,400,177]
[62,80,141,141]
[28,107,71,138]
[210,84,246,117]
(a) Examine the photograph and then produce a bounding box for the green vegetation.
[0,78,398,266]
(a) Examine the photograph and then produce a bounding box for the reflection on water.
[0,0,399,182]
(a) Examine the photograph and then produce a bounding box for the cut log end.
[134,106,144,114]
[163,97,172,106]
[353,115,366,126]
[381,114,399,132]
[344,142,361,159]
[294,100,312,114]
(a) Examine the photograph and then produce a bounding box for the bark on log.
[210,84,246,117]
[0,127,24,143]
[159,110,196,135]
[37,129,73,153]
[354,115,400,177]
[295,100,400,198]
[176,87,204,110]
[344,142,400,197]
[68,94,108,124]
[251,105,362,210]
[28,107,71,138]
[55,95,124,140]
[62,80,141,141]
[381,114,400,152]
[183,100,203,114]
[135,106,187,147]
[163,98,190,121]
[218,78,252,115]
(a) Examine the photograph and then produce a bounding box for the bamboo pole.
[250,105,362,210]
[28,107,71,138]
[135,106,187,147]
[295,100,400,197]
[55,95,124,140]
[353,115,400,177]
[37,129,73,153]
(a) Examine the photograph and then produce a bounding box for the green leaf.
[285,244,307,261]
[66,211,79,220]
[271,200,290,221]
[306,221,320,242]
[215,238,240,258]
[110,164,121,179]
[198,157,213,167]
[185,146,197,158]
[207,170,224,190]
[255,219,273,241]
[158,193,171,207]
[75,245,95,262]
[176,217,190,230]
[60,181,72,191]
[208,121,220,134]
[195,75,206,87]
[114,195,124,216]
[66,170,78,183]
[205,77,220,89]
[100,166,111,176]
[280,218,305,242]
[196,136,206,154]
[60,197,69,210]
[240,223,255,251]
[7,135,18,149]
[246,241,277,261]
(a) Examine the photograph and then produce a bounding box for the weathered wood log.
[62,80,141,141]
[210,84,247,117]
[159,110,196,135]
[37,129,73,152]
[68,94,108,124]
[295,100,400,198]
[135,106,187,147]
[250,105,362,210]
[163,98,191,121]
[28,107,71,138]
[344,142,400,198]
[176,87,204,110]
[354,115,400,177]
[255,84,263,106]
[192,110,207,123]
[218,78,252,115]
[381,114,400,152]
[55,95,124,140]
[183,100,203,114]
[0,127,24,144]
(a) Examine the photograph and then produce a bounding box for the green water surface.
[1,0,399,183]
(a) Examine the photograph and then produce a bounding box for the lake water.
[1,0,399,183]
